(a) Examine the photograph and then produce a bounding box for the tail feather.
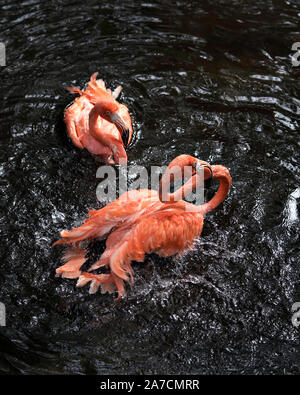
[109,241,134,282]
[72,238,135,298]
[76,272,125,298]
[86,72,112,102]
[88,253,109,271]
[65,72,114,105]
[53,207,116,246]
[55,231,138,298]
[56,247,87,279]
[53,226,96,246]
[65,86,85,95]
[112,85,122,99]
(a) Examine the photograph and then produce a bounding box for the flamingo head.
[192,158,213,185]
[167,155,213,182]
[159,155,214,204]
[94,101,130,147]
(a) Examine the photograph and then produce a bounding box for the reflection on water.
[0,0,299,374]
[285,187,300,225]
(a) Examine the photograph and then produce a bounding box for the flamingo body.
[64,73,133,164]
[54,155,231,299]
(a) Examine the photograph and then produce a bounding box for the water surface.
[0,0,299,374]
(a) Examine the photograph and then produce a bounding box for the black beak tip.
[202,164,213,188]
[205,177,212,189]
[122,129,130,148]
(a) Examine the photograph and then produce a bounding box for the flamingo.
[53,155,232,299]
[64,72,133,164]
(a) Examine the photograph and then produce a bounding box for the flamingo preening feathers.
[54,155,232,299]
[64,72,133,164]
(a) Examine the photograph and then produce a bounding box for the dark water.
[0,0,300,375]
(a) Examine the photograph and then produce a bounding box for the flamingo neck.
[88,105,111,143]
[161,174,203,203]
[159,156,211,203]
[89,106,101,133]
[197,165,231,215]
[89,104,124,139]
[89,105,127,164]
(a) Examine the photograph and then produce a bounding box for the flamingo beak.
[202,164,213,188]
[194,161,213,188]
[108,112,130,147]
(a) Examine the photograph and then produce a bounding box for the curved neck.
[89,103,124,141]
[89,105,99,127]
[159,156,211,203]
[89,106,107,146]
[89,105,116,144]
[197,165,231,215]
[89,105,127,164]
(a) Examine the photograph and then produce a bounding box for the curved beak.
[109,112,130,147]
[202,164,213,188]
[194,161,213,188]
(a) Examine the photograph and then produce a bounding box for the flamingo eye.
[106,110,110,116]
